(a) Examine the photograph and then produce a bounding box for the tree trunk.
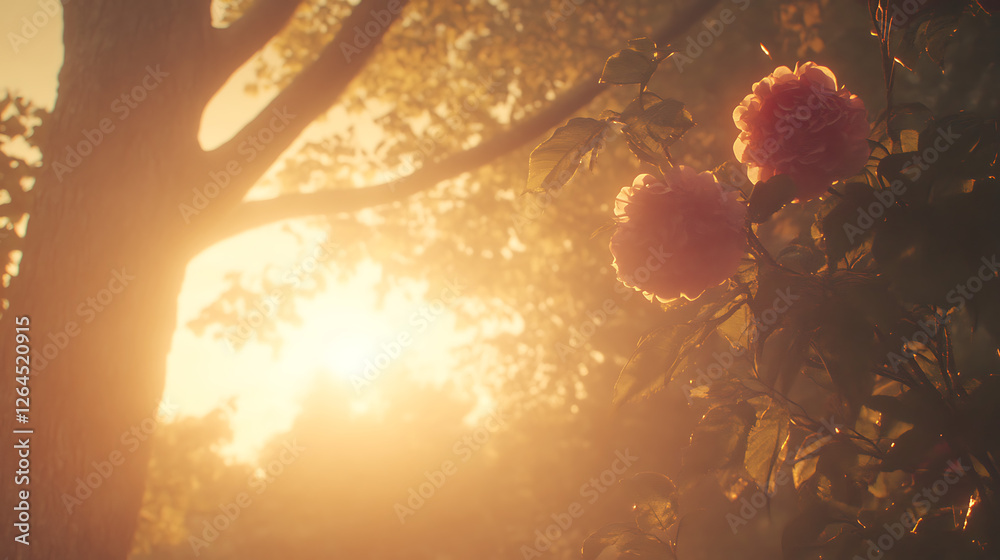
[0,1,718,556]
[2,2,218,558]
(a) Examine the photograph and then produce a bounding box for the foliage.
[527,4,1000,558]
[29,1,987,559]
[130,375,683,560]
[0,93,47,312]
[184,0,709,411]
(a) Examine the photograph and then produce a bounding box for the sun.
[276,295,393,385]
[323,329,380,380]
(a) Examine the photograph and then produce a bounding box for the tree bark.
[1,2,217,558]
[0,0,407,555]
[0,0,719,557]
[202,0,724,246]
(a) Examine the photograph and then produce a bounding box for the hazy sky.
[1,0,469,462]
[2,0,63,107]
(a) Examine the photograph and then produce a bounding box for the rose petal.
[732,62,871,201]
[609,167,748,303]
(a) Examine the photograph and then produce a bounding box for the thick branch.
[202,0,722,245]
[213,0,303,80]
[204,77,605,243]
[204,0,411,212]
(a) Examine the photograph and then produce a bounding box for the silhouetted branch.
[205,0,411,211]
[214,0,303,81]
[201,0,723,246]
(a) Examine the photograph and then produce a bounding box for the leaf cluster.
[538,18,1000,558]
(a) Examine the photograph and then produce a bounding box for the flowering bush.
[527,9,1000,558]
[610,168,746,303]
[733,62,870,200]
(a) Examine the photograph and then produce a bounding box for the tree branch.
[203,0,411,213]
[202,77,606,244]
[213,0,304,81]
[199,0,723,246]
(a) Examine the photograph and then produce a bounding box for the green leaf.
[745,397,791,493]
[684,403,755,472]
[613,324,700,406]
[917,14,960,68]
[780,504,832,559]
[916,115,1000,185]
[880,428,938,472]
[748,174,796,223]
[813,320,880,418]
[871,199,987,305]
[620,95,694,168]
[619,535,675,560]
[817,183,881,264]
[866,390,938,430]
[600,48,658,86]
[969,376,1000,453]
[627,37,657,56]
[792,455,819,489]
[876,152,918,187]
[754,327,812,389]
[582,524,675,560]
[625,472,679,537]
[622,96,694,144]
[713,161,752,199]
[888,102,933,149]
[582,524,643,560]
[716,304,751,348]
[525,117,607,193]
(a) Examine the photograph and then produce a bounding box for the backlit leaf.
[745,397,791,493]
[582,523,675,560]
[748,174,796,223]
[525,117,608,194]
[625,472,679,537]
[613,323,700,405]
[600,48,657,86]
[684,403,755,472]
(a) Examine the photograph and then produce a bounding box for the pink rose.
[610,167,747,303]
[733,62,870,201]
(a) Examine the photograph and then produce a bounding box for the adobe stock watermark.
[555,245,672,362]
[885,255,998,372]
[737,81,840,168]
[881,0,935,30]
[60,397,178,514]
[223,237,338,351]
[852,458,972,560]
[179,106,294,223]
[394,407,505,524]
[672,0,751,73]
[351,278,464,392]
[726,414,843,533]
[376,69,504,193]
[189,438,306,555]
[339,0,405,62]
[51,65,169,182]
[885,308,949,374]
[33,268,136,373]
[772,82,844,140]
[843,126,960,244]
[545,0,587,29]
[520,449,639,560]
[682,287,799,403]
[7,0,64,54]
[739,82,953,195]
[944,255,999,310]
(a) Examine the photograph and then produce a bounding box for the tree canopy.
[2,1,1000,559]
